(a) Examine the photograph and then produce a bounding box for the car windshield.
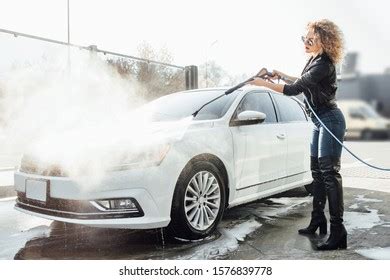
[351,105,380,118]
[139,90,240,121]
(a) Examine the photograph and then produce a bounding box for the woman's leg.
[298,121,327,234]
[316,109,347,250]
[310,125,327,219]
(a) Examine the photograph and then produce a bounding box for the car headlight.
[108,143,171,171]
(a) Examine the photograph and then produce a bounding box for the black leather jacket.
[283,53,338,114]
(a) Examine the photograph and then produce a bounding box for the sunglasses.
[301,36,315,46]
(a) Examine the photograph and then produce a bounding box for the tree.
[107,42,186,100]
[198,60,226,88]
[198,60,249,89]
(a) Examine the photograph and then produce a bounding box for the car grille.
[371,130,390,139]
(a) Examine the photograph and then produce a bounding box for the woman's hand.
[247,75,286,94]
[270,70,283,80]
[270,70,298,84]
[247,77,267,86]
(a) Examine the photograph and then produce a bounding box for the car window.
[194,91,239,120]
[235,91,277,123]
[272,94,307,122]
[350,105,380,119]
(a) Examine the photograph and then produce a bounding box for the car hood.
[21,117,215,172]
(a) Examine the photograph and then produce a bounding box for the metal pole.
[205,61,208,87]
[205,40,218,88]
[66,0,71,73]
[185,65,198,90]
[67,0,70,44]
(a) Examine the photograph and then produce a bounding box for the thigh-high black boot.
[316,156,347,250]
[298,156,327,235]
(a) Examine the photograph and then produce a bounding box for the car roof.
[337,99,372,108]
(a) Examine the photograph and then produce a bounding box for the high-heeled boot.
[298,156,327,235]
[298,211,327,235]
[317,224,347,250]
[316,156,347,250]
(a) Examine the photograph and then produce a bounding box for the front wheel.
[168,161,226,240]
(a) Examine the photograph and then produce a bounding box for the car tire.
[361,130,372,140]
[167,161,226,240]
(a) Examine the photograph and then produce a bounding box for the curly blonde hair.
[308,19,344,64]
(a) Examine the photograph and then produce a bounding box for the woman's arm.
[250,63,329,96]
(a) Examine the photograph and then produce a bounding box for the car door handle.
[276,133,286,140]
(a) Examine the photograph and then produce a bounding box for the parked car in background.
[338,99,390,140]
[14,87,313,240]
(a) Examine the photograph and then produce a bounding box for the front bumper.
[13,162,182,229]
[345,129,390,140]
[14,206,170,229]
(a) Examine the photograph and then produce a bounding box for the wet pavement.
[1,141,390,260]
[0,186,389,260]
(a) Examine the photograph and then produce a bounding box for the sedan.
[14,87,313,240]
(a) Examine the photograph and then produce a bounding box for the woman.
[249,19,347,250]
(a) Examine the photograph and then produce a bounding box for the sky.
[0,0,389,77]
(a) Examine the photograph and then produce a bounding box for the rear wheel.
[168,161,226,240]
[361,130,373,140]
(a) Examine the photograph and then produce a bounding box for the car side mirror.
[230,110,266,126]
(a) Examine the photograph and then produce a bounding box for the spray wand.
[192,68,275,117]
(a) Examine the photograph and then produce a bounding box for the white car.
[338,99,390,140]
[14,87,313,240]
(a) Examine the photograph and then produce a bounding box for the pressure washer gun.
[224,68,277,94]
